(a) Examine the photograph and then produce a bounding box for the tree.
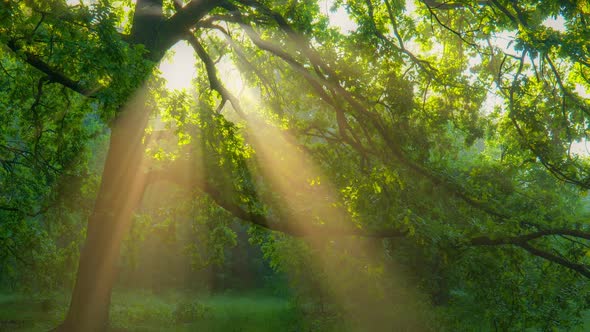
[1,0,590,330]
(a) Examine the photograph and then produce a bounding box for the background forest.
[1,0,590,331]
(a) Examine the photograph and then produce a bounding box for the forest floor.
[0,290,308,332]
[3,290,590,331]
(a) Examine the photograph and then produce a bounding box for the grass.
[0,289,302,332]
[3,289,590,332]
[0,292,65,331]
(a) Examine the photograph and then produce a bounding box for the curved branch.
[471,230,590,278]
[5,40,98,96]
[157,0,219,53]
[471,229,590,245]
[421,0,489,10]
[215,3,516,223]
[185,32,246,116]
[146,166,407,238]
[518,242,590,278]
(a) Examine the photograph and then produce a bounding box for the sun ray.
[236,107,432,330]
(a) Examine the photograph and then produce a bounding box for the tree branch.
[212,3,518,224]
[5,40,98,96]
[470,229,590,245]
[185,32,246,116]
[518,242,590,278]
[471,230,590,278]
[156,0,219,54]
[146,165,407,238]
[421,0,488,10]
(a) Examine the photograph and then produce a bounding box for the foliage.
[2,0,590,330]
[0,290,306,332]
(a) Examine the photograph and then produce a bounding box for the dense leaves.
[1,0,590,330]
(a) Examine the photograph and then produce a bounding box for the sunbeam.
[235,104,433,330]
[65,86,155,329]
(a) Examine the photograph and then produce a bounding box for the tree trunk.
[56,89,151,332]
[55,2,164,329]
[50,0,219,329]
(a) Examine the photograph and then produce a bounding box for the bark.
[56,89,151,332]
[51,1,219,330]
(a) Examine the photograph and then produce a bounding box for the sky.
[158,42,196,91]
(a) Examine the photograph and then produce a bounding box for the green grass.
[0,290,302,332]
[572,311,590,332]
[3,289,590,332]
[0,292,65,331]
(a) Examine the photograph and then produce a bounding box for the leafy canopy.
[1,0,590,329]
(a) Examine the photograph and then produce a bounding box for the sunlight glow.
[571,140,590,157]
[214,58,432,325]
[491,30,519,55]
[320,0,357,33]
[575,83,590,99]
[159,42,197,91]
[542,16,567,32]
[206,26,431,326]
[66,0,100,5]
[241,113,430,328]
[217,57,245,96]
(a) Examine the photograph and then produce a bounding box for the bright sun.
[158,42,197,91]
